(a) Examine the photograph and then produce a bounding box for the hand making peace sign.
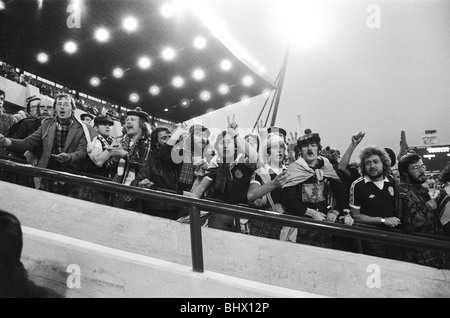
[227,114,239,138]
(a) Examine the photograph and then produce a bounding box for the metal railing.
[1,159,449,273]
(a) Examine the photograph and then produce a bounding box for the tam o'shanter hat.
[127,107,150,123]
[297,129,321,148]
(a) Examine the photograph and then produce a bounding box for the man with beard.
[282,129,348,247]
[163,123,212,193]
[130,126,183,220]
[398,154,449,269]
[350,146,402,260]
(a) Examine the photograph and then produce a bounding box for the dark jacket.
[132,146,179,192]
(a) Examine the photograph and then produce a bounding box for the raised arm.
[227,114,258,166]
[338,132,365,178]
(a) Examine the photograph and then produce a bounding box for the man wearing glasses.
[0,94,95,197]
[398,153,450,269]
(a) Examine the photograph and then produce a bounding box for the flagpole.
[270,42,291,127]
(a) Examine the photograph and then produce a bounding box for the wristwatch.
[381,217,386,224]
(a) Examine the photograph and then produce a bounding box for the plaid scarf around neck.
[97,134,114,149]
[179,149,195,186]
[54,118,73,154]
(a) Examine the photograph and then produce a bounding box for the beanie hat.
[25,95,41,114]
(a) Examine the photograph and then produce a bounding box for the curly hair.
[438,161,450,185]
[358,145,392,177]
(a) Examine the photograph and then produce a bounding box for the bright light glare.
[162,47,176,61]
[200,91,211,101]
[172,76,184,88]
[149,85,160,96]
[90,77,100,87]
[218,84,229,95]
[0,1,5,10]
[220,59,232,71]
[123,17,139,32]
[138,56,152,70]
[94,28,110,43]
[161,3,176,18]
[193,36,207,49]
[37,53,49,64]
[192,68,205,81]
[181,99,190,108]
[64,41,78,54]
[130,93,139,103]
[242,75,254,87]
[113,68,124,78]
[276,1,326,47]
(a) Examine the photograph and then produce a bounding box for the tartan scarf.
[282,156,340,189]
[97,134,116,171]
[179,149,195,186]
[97,134,114,149]
[113,134,151,202]
[54,118,73,154]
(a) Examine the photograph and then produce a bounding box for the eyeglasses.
[409,164,427,171]
[56,103,72,108]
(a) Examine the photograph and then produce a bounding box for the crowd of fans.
[0,62,123,122]
[1,84,450,280]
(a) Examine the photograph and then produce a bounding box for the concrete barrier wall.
[22,227,318,298]
[1,181,449,298]
[0,76,40,108]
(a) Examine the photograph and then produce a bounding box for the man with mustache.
[398,153,449,269]
[350,145,402,260]
[282,129,349,247]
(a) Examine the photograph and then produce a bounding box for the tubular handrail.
[1,158,449,249]
[0,155,114,182]
[1,159,449,272]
